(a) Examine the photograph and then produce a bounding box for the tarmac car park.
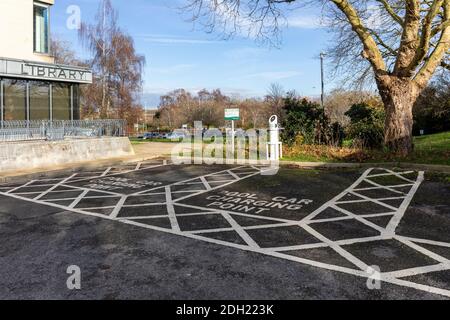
[1,159,449,299]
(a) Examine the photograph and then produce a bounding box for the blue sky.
[51,0,333,108]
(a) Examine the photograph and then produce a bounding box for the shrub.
[413,80,450,135]
[345,103,385,149]
[282,96,344,146]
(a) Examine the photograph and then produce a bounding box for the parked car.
[167,131,187,140]
[142,132,158,140]
[153,132,166,139]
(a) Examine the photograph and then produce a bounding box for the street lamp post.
[320,52,326,112]
[319,52,327,145]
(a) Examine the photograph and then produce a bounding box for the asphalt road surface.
[1,160,449,299]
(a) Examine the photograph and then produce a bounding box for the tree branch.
[431,19,450,36]
[415,0,450,87]
[394,0,421,76]
[442,60,450,69]
[409,0,444,73]
[330,0,386,74]
[368,28,398,56]
[376,0,404,26]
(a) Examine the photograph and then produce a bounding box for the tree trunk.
[101,76,107,119]
[376,76,421,156]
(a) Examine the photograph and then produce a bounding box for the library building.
[0,0,92,122]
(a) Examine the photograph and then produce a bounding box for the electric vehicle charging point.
[267,115,283,161]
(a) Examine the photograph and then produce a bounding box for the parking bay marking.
[2,165,450,298]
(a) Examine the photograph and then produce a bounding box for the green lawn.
[414,131,450,153]
[283,131,450,166]
[397,131,450,165]
[129,132,450,165]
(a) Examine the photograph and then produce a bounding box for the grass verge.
[283,131,450,166]
[129,137,179,145]
[129,132,450,165]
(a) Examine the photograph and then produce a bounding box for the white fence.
[0,120,126,142]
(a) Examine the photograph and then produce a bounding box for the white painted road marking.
[1,162,450,298]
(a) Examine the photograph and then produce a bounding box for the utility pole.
[102,0,107,118]
[319,52,327,145]
[320,52,326,112]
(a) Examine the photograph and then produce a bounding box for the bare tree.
[265,82,285,117]
[154,89,275,129]
[111,32,146,122]
[240,98,272,128]
[267,83,285,100]
[51,37,84,66]
[184,0,450,155]
[79,0,145,126]
[79,0,118,118]
[325,89,383,125]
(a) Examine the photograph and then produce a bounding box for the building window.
[72,85,80,120]
[0,80,77,122]
[30,81,50,120]
[33,3,50,54]
[52,83,71,120]
[2,79,27,121]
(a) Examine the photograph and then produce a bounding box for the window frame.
[1,78,29,121]
[33,1,51,55]
[29,80,51,121]
[0,78,3,126]
[51,82,72,121]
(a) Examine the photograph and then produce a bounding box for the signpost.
[224,108,240,155]
[224,108,240,121]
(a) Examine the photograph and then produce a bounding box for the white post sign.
[224,108,240,121]
[225,109,240,156]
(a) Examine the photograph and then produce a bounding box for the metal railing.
[0,120,126,142]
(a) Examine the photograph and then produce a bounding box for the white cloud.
[243,71,302,80]
[287,15,324,29]
[139,34,219,45]
[150,64,196,74]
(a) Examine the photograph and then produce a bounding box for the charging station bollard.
[267,115,282,161]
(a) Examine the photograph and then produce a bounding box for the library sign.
[0,58,92,84]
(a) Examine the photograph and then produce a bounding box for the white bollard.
[267,115,282,161]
